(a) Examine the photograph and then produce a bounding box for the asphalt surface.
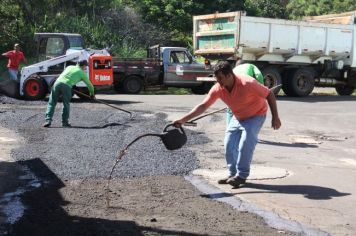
[2,89,356,235]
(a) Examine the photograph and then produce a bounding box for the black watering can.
[120,123,187,152]
[158,124,187,150]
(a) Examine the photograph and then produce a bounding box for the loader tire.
[23,76,47,100]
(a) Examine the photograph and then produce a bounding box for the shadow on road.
[277,95,356,103]
[200,192,237,199]
[240,182,351,200]
[2,158,207,236]
[259,139,319,148]
[71,97,142,106]
[45,122,129,129]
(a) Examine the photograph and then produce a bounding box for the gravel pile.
[0,98,209,180]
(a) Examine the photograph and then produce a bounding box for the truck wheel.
[262,67,282,95]
[335,85,354,96]
[123,76,143,94]
[23,76,47,100]
[285,68,315,97]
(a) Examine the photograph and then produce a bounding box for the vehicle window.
[38,38,48,61]
[170,53,179,64]
[68,36,84,49]
[46,37,65,56]
[171,51,191,64]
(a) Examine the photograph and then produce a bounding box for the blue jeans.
[8,69,18,82]
[224,115,266,179]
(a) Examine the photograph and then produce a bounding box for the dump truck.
[193,11,356,96]
[112,45,213,94]
[19,33,113,100]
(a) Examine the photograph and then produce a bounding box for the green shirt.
[234,64,264,84]
[57,65,95,96]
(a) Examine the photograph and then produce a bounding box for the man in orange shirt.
[173,61,281,188]
[2,43,28,82]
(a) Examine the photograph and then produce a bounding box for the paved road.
[96,92,356,235]
[1,91,355,235]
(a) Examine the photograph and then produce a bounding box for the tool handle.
[163,123,186,134]
[72,89,133,118]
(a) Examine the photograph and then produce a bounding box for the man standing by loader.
[2,43,28,82]
[173,61,281,188]
[43,60,94,128]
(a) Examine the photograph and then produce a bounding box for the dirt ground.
[6,174,297,236]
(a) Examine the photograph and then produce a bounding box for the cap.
[14,43,20,47]
[79,60,88,67]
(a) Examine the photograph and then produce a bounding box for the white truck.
[193,11,356,96]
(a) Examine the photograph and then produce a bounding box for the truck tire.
[284,68,315,97]
[262,67,282,95]
[335,85,354,96]
[123,76,143,94]
[23,76,47,100]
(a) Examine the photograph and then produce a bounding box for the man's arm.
[80,71,95,96]
[266,91,281,130]
[23,57,28,65]
[2,52,9,57]
[173,103,209,127]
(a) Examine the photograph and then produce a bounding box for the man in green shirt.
[226,61,264,126]
[43,60,94,127]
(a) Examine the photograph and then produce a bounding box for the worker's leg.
[235,115,266,179]
[224,116,243,177]
[45,83,61,122]
[8,69,18,82]
[61,84,72,126]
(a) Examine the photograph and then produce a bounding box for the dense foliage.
[0,0,355,61]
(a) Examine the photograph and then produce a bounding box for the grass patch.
[142,87,192,95]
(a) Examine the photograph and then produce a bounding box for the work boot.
[62,123,72,128]
[226,176,246,188]
[43,121,51,128]
[217,176,233,184]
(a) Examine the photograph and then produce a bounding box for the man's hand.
[173,119,184,128]
[271,116,281,130]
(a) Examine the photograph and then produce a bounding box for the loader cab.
[34,33,85,62]
[33,33,85,74]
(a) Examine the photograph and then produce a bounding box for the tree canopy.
[0,0,355,59]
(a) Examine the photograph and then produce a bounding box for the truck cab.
[113,45,213,94]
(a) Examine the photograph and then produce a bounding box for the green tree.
[287,0,356,19]
[244,0,286,18]
[126,0,244,46]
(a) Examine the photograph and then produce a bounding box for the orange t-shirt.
[202,74,270,121]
